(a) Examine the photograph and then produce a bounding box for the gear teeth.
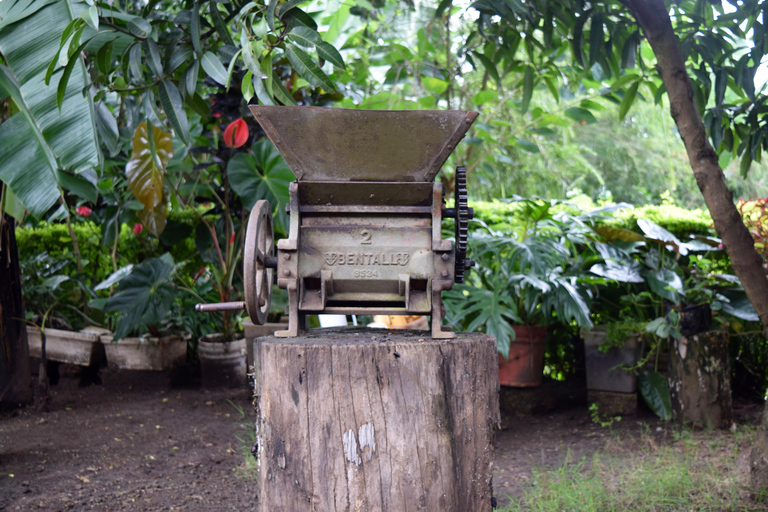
[454,166,470,283]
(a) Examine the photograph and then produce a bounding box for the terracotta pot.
[498,325,547,387]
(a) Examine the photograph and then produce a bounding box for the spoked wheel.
[244,200,274,325]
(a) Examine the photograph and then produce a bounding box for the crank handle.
[195,301,247,313]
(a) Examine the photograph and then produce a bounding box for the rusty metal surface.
[198,108,478,339]
[249,106,478,182]
[297,182,433,206]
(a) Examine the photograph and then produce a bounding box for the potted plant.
[589,217,756,420]
[445,198,594,387]
[170,102,292,387]
[96,254,187,371]
[21,252,106,398]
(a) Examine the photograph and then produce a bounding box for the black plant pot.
[678,303,712,337]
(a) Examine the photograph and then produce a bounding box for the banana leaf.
[0,0,100,217]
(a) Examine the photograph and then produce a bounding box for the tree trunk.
[628,0,768,328]
[628,0,768,490]
[0,213,31,405]
[252,328,499,511]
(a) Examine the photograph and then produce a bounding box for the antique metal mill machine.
[196,106,478,338]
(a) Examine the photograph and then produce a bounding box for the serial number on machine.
[353,269,380,278]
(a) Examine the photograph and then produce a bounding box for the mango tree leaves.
[228,139,294,233]
[158,80,190,145]
[125,122,173,236]
[285,43,336,91]
[201,51,228,86]
[639,371,672,420]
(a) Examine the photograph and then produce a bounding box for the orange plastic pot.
[498,325,547,387]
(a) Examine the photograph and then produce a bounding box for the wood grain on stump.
[252,328,499,512]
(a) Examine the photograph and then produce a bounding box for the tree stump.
[252,328,499,512]
[668,330,732,428]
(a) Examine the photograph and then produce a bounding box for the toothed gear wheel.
[454,166,470,283]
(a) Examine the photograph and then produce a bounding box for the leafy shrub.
[472,200,715,239]
[737,198,768,260]
[16,208,202,289]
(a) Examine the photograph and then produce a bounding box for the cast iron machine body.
[196,106,478,338]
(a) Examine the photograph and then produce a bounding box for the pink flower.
[133,223,143,235]
[76,206,92,216]
[223,118,249,148]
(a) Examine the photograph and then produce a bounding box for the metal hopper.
[248,106,478,182]
[199,106,478,339]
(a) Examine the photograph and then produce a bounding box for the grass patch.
[228,400,258,479]
[499,427,758,512]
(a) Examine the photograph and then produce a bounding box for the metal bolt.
[259,297,266,307]
[441,270,449,278]
[283,253,291,260]
[283,269,291,276]
[441,253,449,261]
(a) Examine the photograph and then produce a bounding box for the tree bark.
[252,328,499,511]
[628,0,768,329]
[0,212,31,405]
[627,0,768,491]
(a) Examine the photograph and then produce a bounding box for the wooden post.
[668,330,732,428]
[252,328,499,511]
[0,213,31,405]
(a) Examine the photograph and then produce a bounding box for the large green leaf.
[639,371,672,420]
[0,0,57,31]
[228,139,295,232]
[0,0,100,217]
[104,254,176,340]
[647,268,683,304]
[125,122,173,236]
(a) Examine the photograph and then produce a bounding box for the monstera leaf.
[228,138,295,233]
[125,122,173,236]
[103,254,176,340]
[0,0,100,218]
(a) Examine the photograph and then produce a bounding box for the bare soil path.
[0,369,759,511]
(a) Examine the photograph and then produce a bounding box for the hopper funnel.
[249,106,478,182]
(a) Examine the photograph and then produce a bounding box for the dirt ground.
[0,368,760,511]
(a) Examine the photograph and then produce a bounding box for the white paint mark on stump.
[343,429,361,465]
[358,422,376,461]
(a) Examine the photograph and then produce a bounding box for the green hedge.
[16,208,202,289]
[471,200,715,238]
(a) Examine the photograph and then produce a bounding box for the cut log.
[668,330,732,428]
[252,328,499,511]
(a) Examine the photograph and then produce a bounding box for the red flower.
[213,113,221,118]
[76,206,92,217]
[133,223,143,235]
[223,118,249,148]
[229,233,235,245]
